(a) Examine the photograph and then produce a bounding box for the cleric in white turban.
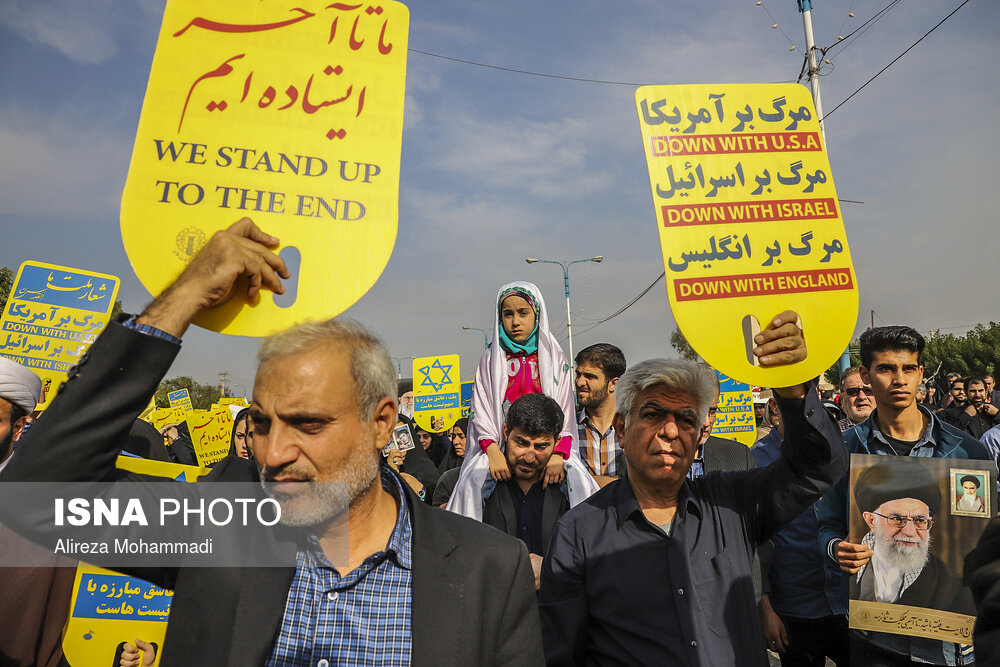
[0,355,42,471]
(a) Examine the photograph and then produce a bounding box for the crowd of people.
[0,220,997,666]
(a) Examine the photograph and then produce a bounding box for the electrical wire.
[560,272,665,341]
[408,48,646,87]
[409,48,799,87]
[823,0,972,120]
[825,0,902,60]
[755,0,801,54]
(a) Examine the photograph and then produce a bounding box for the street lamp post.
[389,357,403,379]
[525,256,603,364]
[462,326,490,349]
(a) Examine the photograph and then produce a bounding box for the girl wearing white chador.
[446,282,599,520]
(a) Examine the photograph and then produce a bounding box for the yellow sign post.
[121,0,410,336]
[412,355,461,433]
[636,84,858,386]
[0,261,120,410]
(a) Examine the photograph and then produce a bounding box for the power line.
[755,0,801,55]
[824,0,902,60]
[409,48,798,87]
[408,48,646,87]
[824,0,973,120]
[561,272,665,341]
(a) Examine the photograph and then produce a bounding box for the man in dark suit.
[0,219,543,666]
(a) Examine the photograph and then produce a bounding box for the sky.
[1,0,997,395]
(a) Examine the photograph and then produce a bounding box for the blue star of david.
[418,358,453,392]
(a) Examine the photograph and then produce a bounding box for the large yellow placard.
[412,355,460,433]
[121,0,409,336]
[636,84,858,386]
[0,261,120,410]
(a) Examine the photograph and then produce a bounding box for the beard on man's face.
[578,382,609,409]
[258,436,380,528]
[873,522,931,572]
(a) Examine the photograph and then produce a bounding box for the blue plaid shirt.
[266,470,413,667]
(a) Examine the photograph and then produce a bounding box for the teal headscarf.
[497,287,539,355]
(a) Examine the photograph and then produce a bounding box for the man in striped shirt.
[575,343,626,485]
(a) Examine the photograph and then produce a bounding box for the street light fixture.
[462,326,490,349]
[524,256,604,363]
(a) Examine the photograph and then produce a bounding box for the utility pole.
[798,1,851,375]
[218,371,229,397]
[797,0,826,140]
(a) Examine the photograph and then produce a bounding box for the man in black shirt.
[938,377,967,427]
[956,376,1000,439]
[482,393,570,590]
[539,312,845,666]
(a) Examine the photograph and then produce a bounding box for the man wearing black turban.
[852,461,974,616]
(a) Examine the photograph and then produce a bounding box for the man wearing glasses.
[818,326,991,666]
[852,461,974,615]
[837,367,874,431]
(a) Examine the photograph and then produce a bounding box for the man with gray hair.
[0,355,41,473]
[538,315,847,666]
[1,219,543,665]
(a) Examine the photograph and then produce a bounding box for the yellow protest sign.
[0,261,119,410]
[185,407,233,466]
[120,0,409,336]
[139,396,158,422]
[61,456,203,665]
[167,388,193,413]
[115,454,210,483]
[712,372,756,447]
[217,397,249,408]
[412,355,460,433]
[62,565,171,667]
[149,407,186,431]
[636,84,858,386]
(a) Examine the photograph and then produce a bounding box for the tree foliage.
[822,323,1000,391]
[155,376,230,410]
[670,327,701,361]
[923,323,1000,386]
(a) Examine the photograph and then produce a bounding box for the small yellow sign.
[147,407,186,431]
[61,456,203,666]
[167,388,193,413]
[0,261,119,410]
[120,0,409,336]
[185,407,233,466]
[217,397,249,408]
[636,84,858,386]
[712,372,756,447]
[412,355,460,433]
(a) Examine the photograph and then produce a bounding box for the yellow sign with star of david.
[412,354,460,433]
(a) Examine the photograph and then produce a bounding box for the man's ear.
[502,423,509,445]
[11,416,28,443]
[859,366,871,385]
[612,411,625,436]
[608,377,619,396]
[372,397,397,453]
[862,511,877,532]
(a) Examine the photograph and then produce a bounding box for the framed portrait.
[951,469,990,517]
[847,454,997,644]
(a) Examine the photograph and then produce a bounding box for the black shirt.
[511,482,545,555]
[538,388,846,667]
